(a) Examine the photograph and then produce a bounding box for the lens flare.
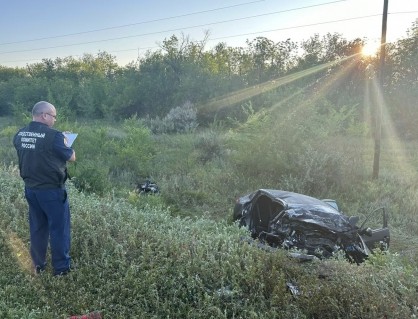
[362,41,380,57]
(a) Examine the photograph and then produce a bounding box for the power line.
[2,9,381,56]
[0,0,264,46]
[0,0,347,47]
[0,13,386,65]
[210,14,384,42]
[2,6,416,56]
[1,7,416,65]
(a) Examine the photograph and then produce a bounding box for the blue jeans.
[24,187,71,275]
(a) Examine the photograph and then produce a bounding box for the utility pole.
[372,0,389,179]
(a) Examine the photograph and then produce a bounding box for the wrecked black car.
[233,189,390,263]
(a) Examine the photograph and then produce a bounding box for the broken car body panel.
[233,189,390,263]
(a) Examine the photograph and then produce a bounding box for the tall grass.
[1,164,417,318]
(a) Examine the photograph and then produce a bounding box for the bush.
[64,118,155,193]
[280,143,345,196]
[146,101,198,134]
[70,160,109,195]
[106,117,155,179]
[0,125,19,166]
[194,129,226,164]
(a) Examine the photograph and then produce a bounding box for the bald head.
[32,101,57,127]
[32,101,55,116]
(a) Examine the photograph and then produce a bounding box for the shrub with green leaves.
[146,101,198,134]
[106,117,155,179]
[194,129,226,164]
[63,117,155,194]
[70,159,109,195]
[0,125,19,166]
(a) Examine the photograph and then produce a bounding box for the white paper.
[63,133,78,147]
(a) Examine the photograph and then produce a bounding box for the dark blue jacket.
[13,121,73,189]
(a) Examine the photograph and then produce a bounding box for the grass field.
[1,116,418,318]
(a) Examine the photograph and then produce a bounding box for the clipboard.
[63,133,78,147]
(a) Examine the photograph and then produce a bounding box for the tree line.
[0,22,417,136]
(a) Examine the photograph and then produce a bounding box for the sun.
[361,41,381,57]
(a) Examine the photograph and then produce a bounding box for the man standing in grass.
[13,101,76,276]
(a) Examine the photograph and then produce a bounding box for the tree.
[384,20,418,137]
[245,37,292,83]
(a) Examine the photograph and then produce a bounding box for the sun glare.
[361,41,380,57]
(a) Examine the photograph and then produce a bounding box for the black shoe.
[35,265,46,274]
[54,268,71,277]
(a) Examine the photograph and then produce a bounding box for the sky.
[1,0,417,68]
